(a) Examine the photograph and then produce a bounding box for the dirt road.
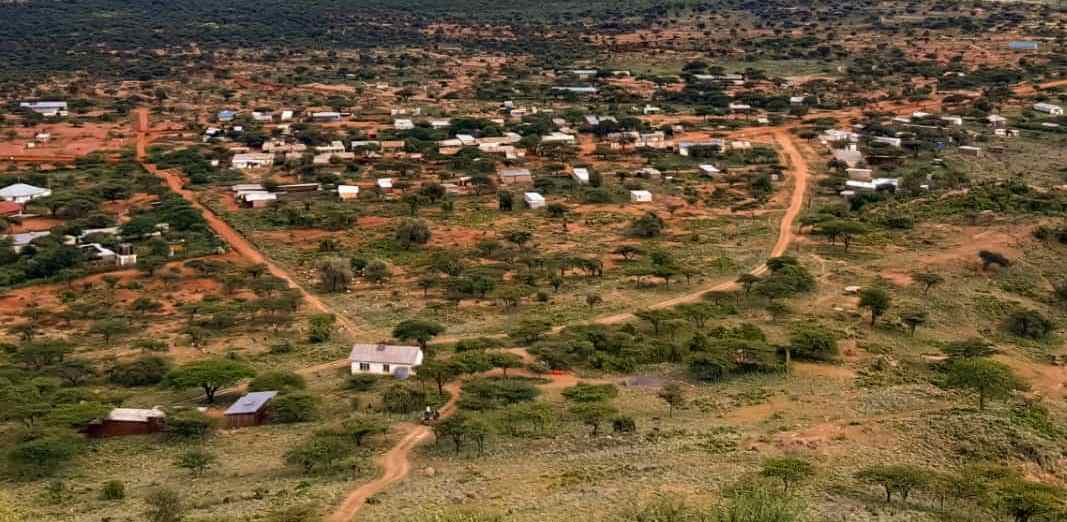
[133,108,361,336]
[325,380,462,522]
[590,128,810,325]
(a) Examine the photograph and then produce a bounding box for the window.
[382,364,391,374]
[359,362,370,372]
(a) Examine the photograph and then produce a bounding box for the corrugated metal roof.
[349,344,422,365]
[107,408,165,422]
[224,391,278,415]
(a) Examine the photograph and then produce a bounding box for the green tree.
[761,457,814,493]
[789,326,838,362]
[856,464,931,503]
[339,417,389,447]
[416,360,459,396]
[994,479,1065,522]
[393,319,445,350]
[562,383,618,403]
[942,338,996,360]
[395,219,432,249]
[901,310,928,336]
[248,370,306,393]
[271,392,319,423]
[911,272,944,295]
[858,287,891,326]
[569,402,618,436]
[307,313,336,343]
[487,351,524,378]
[317,257,352,293]
[165,359,255,403]
[945,358,1026,410]
[89,318,131,343]
[814,219,868,251]
[656,383,686,417]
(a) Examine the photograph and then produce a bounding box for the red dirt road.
[133,108,361,336]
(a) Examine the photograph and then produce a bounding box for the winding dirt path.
[133,108,361,336]
[326,381,462,522]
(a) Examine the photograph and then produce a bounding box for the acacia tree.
[165,359,255,403]
[656,383,686,417]
[911,272,944,295]
[859,287,891,326]
[761,457,814,493]
[978,250,1010,271]
[945,358,1026,410]
[393,319,445,350]
[569,402,617,436]
[317,257,352,293]
[856,464,931,503]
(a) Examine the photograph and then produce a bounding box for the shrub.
[100,480,125,500]
[347,373,381,391]
[108,356,171,386]
[459,379,540,410]
[789,326,838,361]
[271,392,319,423]
[5,435,81,478]
[1004,309,1053,340]
[612,415,636,433]
[166,410,215,439]
[561,383,619,402]
[395,219,432,249]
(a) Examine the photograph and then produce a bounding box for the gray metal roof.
[224,391,278,415]
[349,344,422,365]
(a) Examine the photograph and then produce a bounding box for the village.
[1,1,1067,521]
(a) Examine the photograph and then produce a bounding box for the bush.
[789,326,838,361]
[561,383,619,402]
[459,378,540,411]
[612,415,636,433]
[165,410,215,439]
[100,480,125,500]
[5,435,81,478]
[108,356,171,386]
[271,392,319,423]
[249,370,306,393]
[395,219,432,249]
[347,373,381,392]
[1004,309,1053,340]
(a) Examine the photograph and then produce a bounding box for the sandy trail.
[134,108,361,337]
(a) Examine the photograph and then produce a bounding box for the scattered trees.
[858,287,891,326]
[393,319,446,350]
[761,457,814,493]
[165,359,255,403]
[945,358,1026,410]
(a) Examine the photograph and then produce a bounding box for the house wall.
[87,419,163,438]
[225,411,267,429]
[351,361,414,376]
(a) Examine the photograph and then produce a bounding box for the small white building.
[698,164,720,176]
[338,185,360,200]
[350,343,423,378]
[987,114,1008,127]
[376,178,394,191]
[872,136,902,148]
[394,119,415,130]
[1033,103,1064,116]
[524,192,546,209]
[571,168,590,185]
[845,178,898,192]
[630,190,652,203]
[941,116,963,126]
[846,168,873,181]
[0,183,51,204]
[20,101,69,117]
[311,112,342,122]
[231,153,275,169]
[430,119,451,129]
[959,145,982,157]
[542,132,576,144]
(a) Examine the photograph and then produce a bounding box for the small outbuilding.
[524,192,546,209]
[224,391,278,428]
[630,190,653,203]
[338,185,360,200]
[0,183,51,204]
[85,408,166,438]
[499,168,532,185]
[571,168,590,185]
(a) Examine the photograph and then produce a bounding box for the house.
[313,152,355,165]
[571,69,598,78]
[637,132,667,148]
[456,134,478,146]
[0,201,22,217]
[941,116,964,126]
[698,164,721,176]
[376,178,394,192]
[0,183,51,204]
[630,190,652,203]
[846,168,873,181]
[20,101,68,117]
[9,231,50,253]
[231,153,275,169]
[1009,40,1039,51]
[79,243,118,264]
[224,391,278,428]
[959,145,982,157]
[231,183,265,193]
[217,110,236,122]
[430,119,451,129]
[315,141,347,153]
[240,192,278,208]
[845,178,898,192]
[729,102,752,112]
[571,168,590,185]
[1034,103,1064,116]
[311,112,342,122]
[338,185,360,200]
[524,192,546,209]
[872,136,902,148]
[85,408,165,438]
[394,119,415,130]
[642,105,662,115]
[987,115,1008,128]
[832,148,864,168]
[678,140,724,157]
[552,86,599,94]
[790,96,807,105]
[499,168,532,185]
[280,110,294,121]
[251,111,273,122]
[35,132,51,142]
[635,167,662,180]
[542,132,576,144]
[821,129,860,143]
[350,343,423,378]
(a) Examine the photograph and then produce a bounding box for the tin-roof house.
[350,343,423,378]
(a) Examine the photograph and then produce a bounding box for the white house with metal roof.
[0,183,51,204]
[350,343,423,378]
